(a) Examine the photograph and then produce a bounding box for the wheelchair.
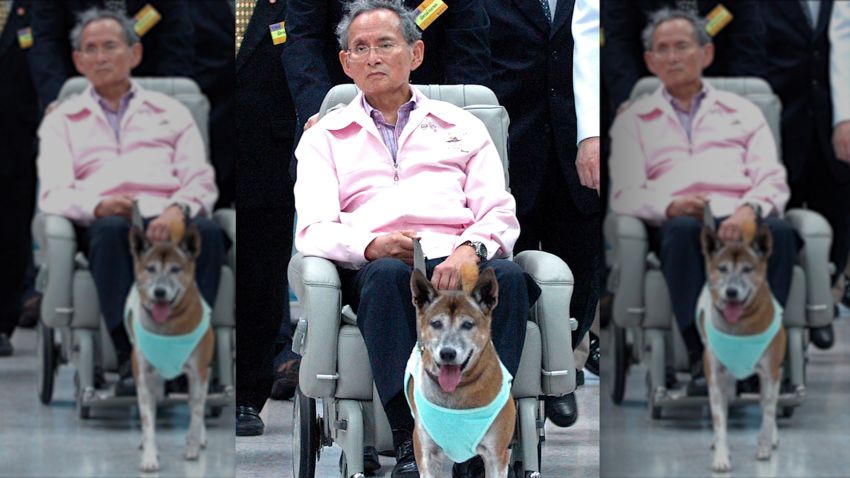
[32,77,235,419]
[605,77,834,418]
[287,84,578,478]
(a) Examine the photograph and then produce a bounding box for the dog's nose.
[725,287,738,300]
[154,288,167,300]
[439,348,457,362]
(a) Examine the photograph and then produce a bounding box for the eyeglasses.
[651,42,697,59]
[346,42,403,61]
[80,41,125,58]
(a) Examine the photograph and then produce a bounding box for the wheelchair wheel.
[611,324,628,405]
[293,387,318,478]
[37,321,57,405]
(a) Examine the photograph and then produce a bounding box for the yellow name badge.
[269,21,287,45]
[17,27,33,49]
[705,4,733,37]
[134,3,162,37]
[414,0,447,31]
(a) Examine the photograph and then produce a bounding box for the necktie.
[675,0,699,16]
[0,0,10,37]
[103,0,127,13]
[235,0,256,54]
[539,0,552,23]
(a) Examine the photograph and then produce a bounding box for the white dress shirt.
[830,1,850,126]
[571,0,600,144]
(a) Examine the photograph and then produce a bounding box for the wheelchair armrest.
[513,250,576,396]
[287,252,343,398]
[785,208,834,327]
[38,214,77,328]
[611,214,650,328]
[213,208,236,270]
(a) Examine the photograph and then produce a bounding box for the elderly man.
[293,1,536,475]
[36,9,226,395]
[609,9,796,396]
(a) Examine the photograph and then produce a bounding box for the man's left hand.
[718,205,758,243]
[431,245,479,291]
[576,136,600,193]
[147,206,185,242]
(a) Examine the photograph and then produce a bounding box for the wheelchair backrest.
[56,77,211,160]
[318,83,511,190]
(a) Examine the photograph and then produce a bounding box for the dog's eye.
[718,265,728,273]
[461,321,475,330]
[170,266,182,273]
[145,265,156,274]
[430,320,443,329]
[741,265,753,274]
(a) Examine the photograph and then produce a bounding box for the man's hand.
[665,195,707,219]
[431,245,479,291]
[146,205,185,242]
[833,120,850,163]
[718,205,758,243]
[576,136,600,193]
[94,194,134,218]
[303,113,320,131]
[364,230,418,263]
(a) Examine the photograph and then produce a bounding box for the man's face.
[644,18,714,91]
[338,9,424,98]
[72,18,142,91]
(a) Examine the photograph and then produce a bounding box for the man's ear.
[644,50,658,77]
[339,49,354,80]
[471,267,499,314]
[182,224,202,260]
[129,224,149,262]
[130,42,143,68]
[410,40,424,71]
[72,50,85,75]
[701,42,715,70]
[411,269,437,311]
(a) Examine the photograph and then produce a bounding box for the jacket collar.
[63,80,166,125]
[634,81,739,125]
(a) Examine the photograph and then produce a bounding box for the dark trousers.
[235,206,295,411]
[650,216,797,341]
[516,157,600,349]
[77,215,227,334]
[339,257,533,430]
[0,172,36,336]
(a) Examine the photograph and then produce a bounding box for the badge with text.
[269,21,287,45]
[414,0,447,30]
[705,4,733,37]
[134,3,161,37]
[17,27,33,49]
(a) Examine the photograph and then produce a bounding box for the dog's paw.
[185,444,201,461]
[139,454,160,472]
[712,454,731,473]
[756,444,772,461]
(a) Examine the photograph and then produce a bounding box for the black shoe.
[236,405,264,436]
[452,455,485,478]
[545,393,578,428]
[114,360,136,397]
[0,333,13,357]
[810,324,834,350]
[17,293,41,329]
[585,333,600,376]
[686,361,708,397]
[364,445,381,475]
[575,369,585,387]
[270,358,300,401]
[391,435,419,477]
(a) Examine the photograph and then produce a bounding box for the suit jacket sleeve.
[573,0,600,143]
[146,0,194,78]
[439,0,492,86]
[30,0,72,107]
[831,1,850,125]
[282,0,334,125]
[600,0,644,109]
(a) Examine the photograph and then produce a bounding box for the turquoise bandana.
[403,346,513,464]
[124,287,211,380]
[697,286,782,379]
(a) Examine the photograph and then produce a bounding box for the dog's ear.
[182,223,202,259]
[411,269,438,310]
[472,267,499,314]
[701,224,720,257]
[129,224,149,261]
[751,223,773,258]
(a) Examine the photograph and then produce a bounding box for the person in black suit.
[760,0,847,349]
[282,0,490,152]
[485,0,600,431]
[602,0,765,111]
[29,0,192,109]
[187,1,235,208]
[234,0,298,437]
[0,0,39,357]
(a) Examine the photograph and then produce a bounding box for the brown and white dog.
[407,263,515,477]
[699,221,786,472]
[127,220,215,472]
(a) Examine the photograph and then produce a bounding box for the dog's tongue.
[151,302,171,324]
[438,364,462,392]
[723,302,744,324]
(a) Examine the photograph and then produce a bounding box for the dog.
[699,221,786,472]
[406,263,516,478]
[126,219,215,472]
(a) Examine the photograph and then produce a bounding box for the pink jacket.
[294,88,519,270]
[609,83,789,225]
[37,81,217,225]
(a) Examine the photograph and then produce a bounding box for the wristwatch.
[459,240,488,262]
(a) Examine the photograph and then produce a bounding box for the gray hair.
[641,8,711,51]
[70,7,139,51]
[335,0,422,50]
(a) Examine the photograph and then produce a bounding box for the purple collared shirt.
[91,85,136,140]
[662,84,707,141]
[361,91,418,162]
